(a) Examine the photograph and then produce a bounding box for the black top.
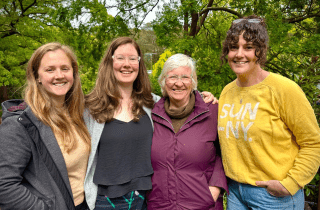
[93,114,153,198]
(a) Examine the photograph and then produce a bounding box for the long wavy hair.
[221,15,269,66]
[24,42,90,153]
[85,37,154,123]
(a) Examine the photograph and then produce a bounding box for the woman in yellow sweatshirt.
[218,14,320,210]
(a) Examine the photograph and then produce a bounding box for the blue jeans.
[227,179,304,210]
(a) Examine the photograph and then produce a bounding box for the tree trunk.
[0,86,8,105]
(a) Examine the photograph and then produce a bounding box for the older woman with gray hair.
[146,53,228,210]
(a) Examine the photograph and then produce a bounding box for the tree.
[0,0,132,105]
[0,0,63,102]
[51,0,131,93]
[150,49,173,95]
[150,0,320,102]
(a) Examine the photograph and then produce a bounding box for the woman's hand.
[256,180,291,197]
[209,186,221,202]
[201,91,218,104]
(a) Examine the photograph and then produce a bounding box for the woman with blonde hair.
[0,42,90,210]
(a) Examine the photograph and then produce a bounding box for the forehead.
[168,66,192,75]
[231,33,253,44]
[114,43,138,55]
[40,49,71,66]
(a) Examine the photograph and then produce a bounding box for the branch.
[136,0,160,27]
[21,0,37,15]
[1,30,19,39]
[199,7,242,18]
[286,13,320,23]
[264,62,291,78]
[18,0,24,13]
[117,0,150,12]
[196,0,214,35]
[3,5,10,14]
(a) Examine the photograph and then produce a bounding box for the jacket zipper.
[181,110,209,129]
[152,112,175,130]
[152,109,209,131]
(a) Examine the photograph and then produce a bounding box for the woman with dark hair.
[0,42,91,209]
[218,15,320,209]
[83,37,216,210]
[84,37,157,210]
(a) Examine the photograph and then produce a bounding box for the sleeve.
[278,81,320,195]
[208,137,229,194]
[83,108,94,135]
[0,118,49,209]
[208,103,228,194]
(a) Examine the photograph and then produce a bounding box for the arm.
[281,86,320,195]
[208,104,228,200]
[208,148,228,196]
[0,119,48,209]
[257,81,320,196]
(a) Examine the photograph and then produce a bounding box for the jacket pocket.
[42,194,55,210]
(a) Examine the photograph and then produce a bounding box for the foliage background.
[1,0,319,208]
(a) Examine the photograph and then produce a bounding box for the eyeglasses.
[112,55,141,64]
[232,18,261,24]
[166,74,192,85]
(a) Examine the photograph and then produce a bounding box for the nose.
[55,69,65,79]
[174,78,184,86]
[235,47,244,58]
[123,58,131,66]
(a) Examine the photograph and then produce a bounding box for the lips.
[172,89,186,92]
[53,82,67,86]
[233,61,248,64]
[120,70,133,74]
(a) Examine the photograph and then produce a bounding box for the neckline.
[235,72,272,90]
[112,118,134,123]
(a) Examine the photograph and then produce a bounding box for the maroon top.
[147,91,228,210]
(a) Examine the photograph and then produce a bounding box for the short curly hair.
[220,15,269,67]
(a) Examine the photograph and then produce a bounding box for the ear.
[38,79,42,84]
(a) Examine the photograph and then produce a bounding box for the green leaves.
[150,49,174,96]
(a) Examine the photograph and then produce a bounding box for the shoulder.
[220,80,237,98]
[265,73,302,92]
[83,108,104,135]
[0,112,31,149]
[194,91,218,115]
[151,93,161,103]
[263,73,306,103]
[207,103,219,118]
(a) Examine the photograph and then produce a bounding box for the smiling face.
[228,33,261,76]
[165,66,193,109]
[113,43,139,88]
[38,49,74,104]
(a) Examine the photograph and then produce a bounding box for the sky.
[107,1,164,25]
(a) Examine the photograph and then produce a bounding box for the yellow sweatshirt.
[218,72,320,195]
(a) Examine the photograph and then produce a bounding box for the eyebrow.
[43,64,71,68]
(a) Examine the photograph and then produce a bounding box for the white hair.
[158,53,197,96]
